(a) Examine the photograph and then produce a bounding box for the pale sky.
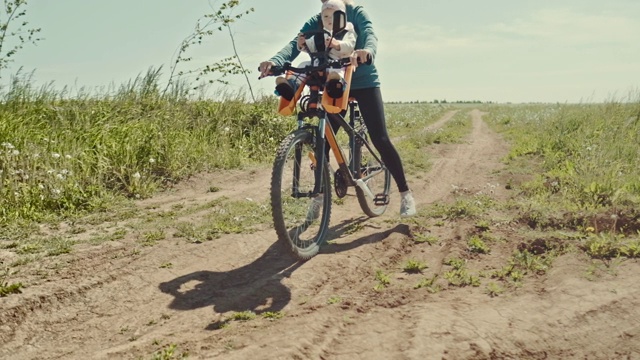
[4,0,639,103]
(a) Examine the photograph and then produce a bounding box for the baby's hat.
[322,0,346,13]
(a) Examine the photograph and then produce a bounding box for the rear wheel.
[271,129,332,260]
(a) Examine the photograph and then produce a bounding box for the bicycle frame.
[292,88,386,201]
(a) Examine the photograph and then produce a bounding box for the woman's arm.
[349,5,378,60]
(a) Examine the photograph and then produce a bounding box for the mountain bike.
[260,13,391,260]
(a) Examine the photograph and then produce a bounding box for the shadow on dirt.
[322,220,410,254]
[159,240,299,317]
[159,220,409,330]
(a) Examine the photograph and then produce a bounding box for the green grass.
[2,74,640,279]
[0,71,289,225]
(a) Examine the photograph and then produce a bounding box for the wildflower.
[149,158,156,164]
[52,153,61,159]
[224,127,230,132]
[65,154,72,159]
[132,172,141,179]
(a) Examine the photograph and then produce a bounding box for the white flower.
[149,158,156,164]
[224,127,230,132]
[52,153,61,159]
[65,154,72,159]
[2,142,14,149]
[132,172,141,179]
[56,174,65,180]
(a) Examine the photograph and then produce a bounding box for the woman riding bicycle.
[259,0,417,217]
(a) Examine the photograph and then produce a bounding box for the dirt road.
[2,110,639,359]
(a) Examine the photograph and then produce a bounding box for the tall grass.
[484,98,640,210]
[0,70,291,224]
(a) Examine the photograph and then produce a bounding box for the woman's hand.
[354,49,372,65]
[259,61,275,79]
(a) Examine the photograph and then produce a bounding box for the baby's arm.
[331,24,356,58]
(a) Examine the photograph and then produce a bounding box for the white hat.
[322,0,346,13]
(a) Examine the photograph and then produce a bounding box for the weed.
[159,262,173,269]
[485,282,505,297]
[344,222,364,235]
[444,268,480,287]
[414,275,441,293]
[231,311,256,321]
[412,232,439,245]
[475,220,491,232]
[261,311,285,320]
[403,259,428,273]
[0,275,23,297]
[374,269,391,290]
[467,235,491,254]
[444,257,466,270]
[149,343,188,360]
[327,295,342,304]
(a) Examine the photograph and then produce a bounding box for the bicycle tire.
[271,129,332,260]
[353,134,391,217]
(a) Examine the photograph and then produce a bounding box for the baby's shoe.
[275,76,296,101]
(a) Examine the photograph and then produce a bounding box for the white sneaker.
[400,190,416,217]
[306,194,324,222]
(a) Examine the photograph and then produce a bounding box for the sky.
[3,0,639,103]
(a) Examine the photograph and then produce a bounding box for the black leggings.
[328,87,409,193]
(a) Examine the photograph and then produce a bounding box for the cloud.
[489,8,640,44]
[379,7,640,55]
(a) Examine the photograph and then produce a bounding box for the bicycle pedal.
[374,194,390,206]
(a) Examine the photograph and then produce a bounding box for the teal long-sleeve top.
[269,4,381,90]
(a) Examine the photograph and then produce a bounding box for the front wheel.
[353,136,391,217]
[271,129,332,260]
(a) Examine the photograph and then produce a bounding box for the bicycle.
[260,12,391,260]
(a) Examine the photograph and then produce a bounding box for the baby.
[275,0,356,100]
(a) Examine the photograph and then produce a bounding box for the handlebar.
[259,55,371,78]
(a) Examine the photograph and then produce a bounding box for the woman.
[259,0,416,217]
